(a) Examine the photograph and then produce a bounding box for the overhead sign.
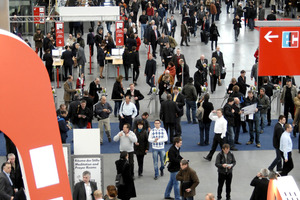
[115,21,124,47]
[55,22,64,47]
[33,6,45,24]
[258,27,300,76]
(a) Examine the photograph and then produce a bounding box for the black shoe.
[164,197,175,200]
[203,156,211,161]
[138,173,143,177]
[267,122,271,126]
[235,141,242,145]
[230,147,238,151]
[108,138,112,142]
[154,176,158,180]
[160,169,164,176]
[188,121,192,124]
[193,121,198,124]
[186,44,190,46]
[180,44,184,46]
[243,130,248,133]
[147,91,152,95]
[198,142,205,146]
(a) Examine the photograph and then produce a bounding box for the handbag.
[115,173,124,187]
[218,79,222,86]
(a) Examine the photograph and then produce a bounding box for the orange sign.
[259,27,300,76]
[0,30,72,199]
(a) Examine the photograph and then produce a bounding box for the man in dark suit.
[170,15,177,38]
[125,83,144,116]
[75,43,87,74]
[261,77,275,126]
[172,86,185,137]
[0,162,14,200]
[171,48,186,85]
[195,54,208,82]
[89,78,103,105]
[149,25,160,58]
[180,20,189,46]
[212,46,225,79]
[61,45,74,79]
[160,94,180,143]
[87,28,95,57]
[268,115,285,172]
[250,168,270,200]
[144,53,156,95]
[73,171,98,200]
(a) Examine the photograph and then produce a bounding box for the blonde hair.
[93,190,102,198]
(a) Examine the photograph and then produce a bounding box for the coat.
[237,76,249,96]
[134,129,149,155]
[61,50,74,67]
[33,32,44,48]
[125,89,144,111]
[171,54,186,73]
[97,47,105,66]
[111,81,124,101]
[223,103,235,126]
[215,150,236,174]
[76,47,86,66]
[172,93,185,117]
[160,99,180,123]
[128,51,140,68]
[167,144,183,172]
[176,166,199,197]
[208,63,221,77]
[64,81,77,102]
[115,159,136,199]
[73,181,97,200]
[89,81,102,104]
[181,23,189,37]
[182,83,197,101]
[280,85,297,104]
[250,177,269,200]
[209,25,220,41]
[0,172,14,200]
[144,59,156,77]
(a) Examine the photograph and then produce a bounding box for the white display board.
[276,176,300,200]
[73,128,100,155]
[72,155,103,192]
[62,144,72,191]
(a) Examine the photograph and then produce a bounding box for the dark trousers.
[280,151,294,176]
[133,67,139,82]
[136,154,145,175]
[180,35,188,45]
[199,121,211,145]
[35,47,43,58]
[267,105,271,124]
[217,172,232,199]
[210,75,218,93]
[268,148,283,171]
[234,122,240,143]
[151,42,157,58]
[211,40,217,50]
[124,64,129,80]
[128,151,134,176]
[175,116,182,137]
[114,101,122,117]
[89,44,94,57]
[164,122,175,143]
[64,64,72,78]
[241,121,247,132]
[206,134,224,159]
[46,65,53,81]
[119,115,133,131]
[284,102,294,121]
[234,28,240,40]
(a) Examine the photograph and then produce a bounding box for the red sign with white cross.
[258,27,300,76]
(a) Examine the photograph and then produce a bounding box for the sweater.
[113,131,137,152]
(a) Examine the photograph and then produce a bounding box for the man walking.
[164,137,183,200]
[268,115,285,172]
[280,79,297,121]
[204,109,227,161]
[223,97,238,151]
[172,86,185,137]
[280,124,294,176]
[144,53,157,95]
[119,95,138,131]
[215,144,236,200]
[182,78,197,124]
[148,119,168,180]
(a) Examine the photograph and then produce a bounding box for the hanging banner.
[55,22,64,47]
[115,21,124,47]
[33,6,45,24]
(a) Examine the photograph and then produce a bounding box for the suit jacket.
[125,89,144,111]
[149,29,160,45]
[73,181,97,200]
[0,172,14,200]
[250,177,269,200]
[160,99,180,123]
[64,81,77,102]
[144,59,156,77]
[181,24,189,37]
[171,19,177,32]
[77,47,86,66]
[273,122,284,149]
[89,81,102,104]
[172,93,185,117]
[212,51,225,68]
[237,76,249,96]
[61,50,74,67]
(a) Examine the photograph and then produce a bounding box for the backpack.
[196,102,204,121]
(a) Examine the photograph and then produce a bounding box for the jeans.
[199,121,211,145]
[146,76,155,93]
[211,14,215,23]
[178,2,183,13]
[268,148,283,171]
[141,23,147,39]
[114,101,121,117]
[256,112,267,133]
[164,172,180,200]
[234,28,240,40]
[248,18,254,30]
[152,149,165,177]
[186,100,197,123]
[106,22,112,34]
[193,26,197,37]
[248,119,260,144]
[226,125,235,148]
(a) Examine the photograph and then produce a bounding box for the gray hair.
[82,171,91,177]
[260,168,269,177]
[7,153,15,159]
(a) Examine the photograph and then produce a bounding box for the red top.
[76,78,85,89]
[147,7,154,16]
[136,37,141,51]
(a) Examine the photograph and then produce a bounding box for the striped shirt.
[148,127,168,149]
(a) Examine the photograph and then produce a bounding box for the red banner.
[55,22,64,47]
[33,6,45,24]
[115,21,124,47]
[258,27,300,76]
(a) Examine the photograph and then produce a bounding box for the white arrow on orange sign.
[264,31,279,43]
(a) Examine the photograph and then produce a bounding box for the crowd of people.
[2,0,300,199]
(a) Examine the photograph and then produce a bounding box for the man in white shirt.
[204,109,227,161]
[73,171,98,200]
[148,119,168,180]
[114,123,138,177]
[280,124,294,176]
[119,95,137,130]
